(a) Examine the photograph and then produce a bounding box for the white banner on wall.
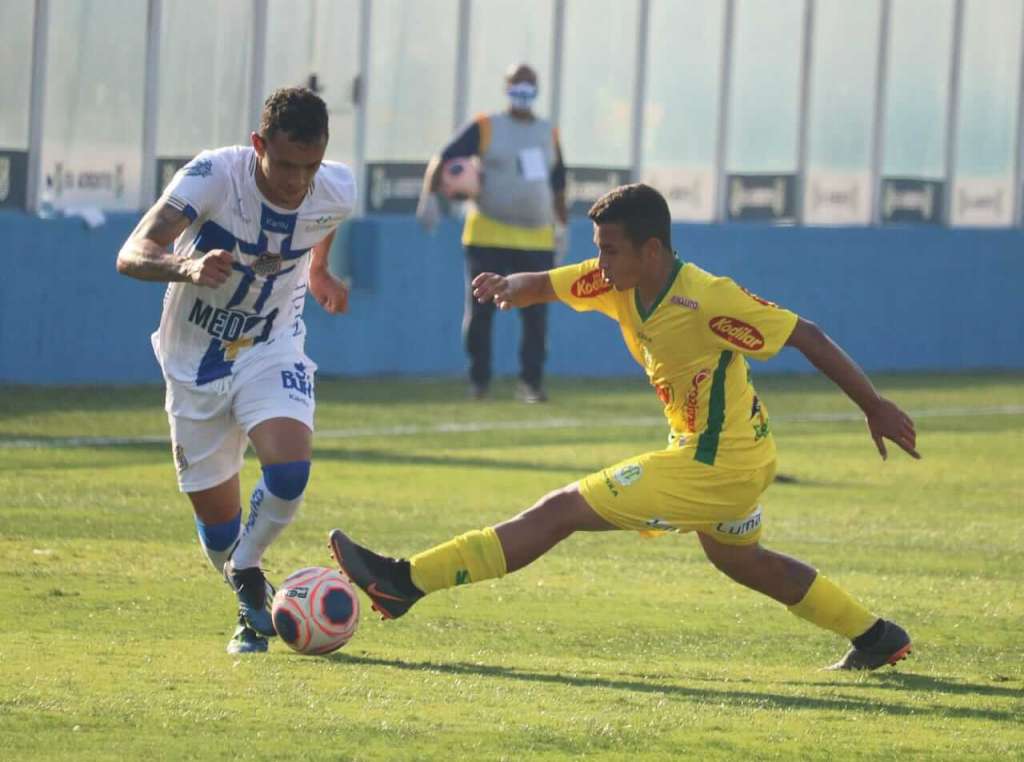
[641,166,715,222]
[951,177,1014,228]
[38,147,142,212]
[803,170,871,226]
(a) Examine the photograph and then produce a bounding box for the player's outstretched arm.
[308,229,349,315]
[471,271,557,311]
[116,201,232,286]
[785,317,920,460]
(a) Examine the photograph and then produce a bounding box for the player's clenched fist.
[185,248,234,287]
[309,267,350,315]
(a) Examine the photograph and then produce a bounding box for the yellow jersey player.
[327,183,920,670]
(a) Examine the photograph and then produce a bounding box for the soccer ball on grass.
[271,567,360,654]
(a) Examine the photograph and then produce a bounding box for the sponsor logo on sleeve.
[183,159,212,178]
[303,214,347,232]
[570,269,612,298]
[709,316,765,351]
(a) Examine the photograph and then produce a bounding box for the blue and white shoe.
[224,563,277,638]
[226,615,269,654]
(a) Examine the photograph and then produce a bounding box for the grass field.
[1,372,1022,760]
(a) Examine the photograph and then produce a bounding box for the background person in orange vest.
[417,63,568,403]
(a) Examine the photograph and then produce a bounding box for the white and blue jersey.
[152,146,355,391]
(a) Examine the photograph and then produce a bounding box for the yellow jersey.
[550,258,799,468]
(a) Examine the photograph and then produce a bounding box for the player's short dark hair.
[587,183,672,249]
[259,87,329,144]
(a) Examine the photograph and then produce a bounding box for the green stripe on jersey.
[694,350,733,465]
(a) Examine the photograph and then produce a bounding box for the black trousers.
[464,245,554,388]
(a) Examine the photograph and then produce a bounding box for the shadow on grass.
[797,671,1023,699]
[327,652,1016,721]
[768,473,863,489]
[313,445,596,475]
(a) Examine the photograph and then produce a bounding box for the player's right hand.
[472,272,514,310]
[866,397,920,460]
[185,248,234,287]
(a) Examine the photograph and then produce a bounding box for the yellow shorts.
[578,448,777,546]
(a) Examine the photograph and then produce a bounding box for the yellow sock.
[409,527,508,594]
[788,574,878,639]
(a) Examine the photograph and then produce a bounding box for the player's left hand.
[309,267,349,315]
[865,397,920,460]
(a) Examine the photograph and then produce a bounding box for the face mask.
[507,82,538,111]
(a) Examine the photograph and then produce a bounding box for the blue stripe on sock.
[195,512,241,551]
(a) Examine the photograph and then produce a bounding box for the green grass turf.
[1,372,1022,760]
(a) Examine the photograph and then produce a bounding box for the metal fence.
[1,0,1021,226]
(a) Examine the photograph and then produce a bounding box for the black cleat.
[226,613,269,654]
[328,529,423,620]
[827,620,912,671]
[224,563,277,637]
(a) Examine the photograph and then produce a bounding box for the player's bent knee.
[262,460,311,500]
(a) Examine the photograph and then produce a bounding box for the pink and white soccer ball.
[440,156,481,200]
[271,567,360,655]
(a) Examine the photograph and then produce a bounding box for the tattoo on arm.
[116,203,193,282]
[139,202,191,247]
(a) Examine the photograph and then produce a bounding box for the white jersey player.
[117,88,353,654]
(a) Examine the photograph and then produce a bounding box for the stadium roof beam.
[26,0,49,214]
[140,0,162,209]
[713,0,736,223]
[629,0,650,183]
[943,0,964,225]
[549,0,566,127]
[354,0,371,217]
[869,0,892,226]
[453,0,471,130]
[1016,2,1024,226]
[795,0,815,225]
[248,0,269,139]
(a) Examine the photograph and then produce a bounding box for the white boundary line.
[2,405,1022,450]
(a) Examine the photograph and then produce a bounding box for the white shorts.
[166,354,317,493]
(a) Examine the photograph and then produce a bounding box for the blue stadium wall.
[2,210,1022,385]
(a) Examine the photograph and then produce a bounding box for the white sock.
[203,541,238,573]
[230,476,303,570]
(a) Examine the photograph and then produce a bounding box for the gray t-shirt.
[443,113,560,229]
